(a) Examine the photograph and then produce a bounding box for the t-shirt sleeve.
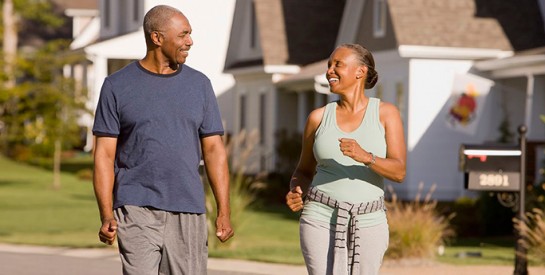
[92,78,120,137]
[199,79,224,137]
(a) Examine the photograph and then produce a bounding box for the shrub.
[386,182,455,259]
[204,130,259,249]
[76,168,93,181]
[514,208,545,263]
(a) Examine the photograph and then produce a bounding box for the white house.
[223,0,545,201]
[63,0,237,151]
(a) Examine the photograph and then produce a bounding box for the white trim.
[489,64,545,79]
[70,17,100,50]
[85,31,145,59]
[463,149,521,156]
[475,55,545,71]
[314,74,331,94]
[264,65,300,74]
[398,45,513,60]
[525,75,535,131]
[65,9,99,17]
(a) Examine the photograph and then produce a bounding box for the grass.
[0,154,542,267]
[437,237,518,265]
[0,154,100,247]
[209,205,304,265]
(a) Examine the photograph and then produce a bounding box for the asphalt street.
[0,244,307,275]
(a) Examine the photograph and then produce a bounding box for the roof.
[254,0,345,66]
[387,0,513,50]
[52,0,98,10]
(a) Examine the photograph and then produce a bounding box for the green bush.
[386,183,455,259]
[514,208,545,263]
[204,130,259,250]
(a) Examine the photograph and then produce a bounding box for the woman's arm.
[339,102,406,182]
[285,108,323,212]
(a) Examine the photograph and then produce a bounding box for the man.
[92,5,233,274]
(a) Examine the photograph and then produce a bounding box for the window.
[396,82,405,121]
[240,95,246,131]
[133,0,140,22]
[103,0,110,28]
[373,0,387,38]
[250,1,258,49]
[375,84,383,99]
[259,93,266,145]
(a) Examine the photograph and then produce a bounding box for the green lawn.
[0,155,100,247]
[0,154,536,266]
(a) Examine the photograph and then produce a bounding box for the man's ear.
[151,31,162,46]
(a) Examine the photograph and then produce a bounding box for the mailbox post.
[460,125,528,275]
[514,125,527,275]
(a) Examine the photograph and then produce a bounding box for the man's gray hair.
[143,5,184,43]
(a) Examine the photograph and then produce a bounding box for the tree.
[1,0,66,146]
[0,1,87,189]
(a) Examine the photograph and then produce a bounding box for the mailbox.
[460,144,521,191]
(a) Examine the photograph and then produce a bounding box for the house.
[63,0,237,151]
[223,0,545,200]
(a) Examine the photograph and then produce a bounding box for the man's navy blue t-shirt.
[92,61,224,213]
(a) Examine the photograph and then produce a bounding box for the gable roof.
[253,0,345,66]
[387,0,513,50]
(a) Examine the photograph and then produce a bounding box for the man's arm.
[93,136,118,245]
[201,135,234,242]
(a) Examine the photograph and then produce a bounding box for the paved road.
[3,244,545,275]
[0,244,306,275]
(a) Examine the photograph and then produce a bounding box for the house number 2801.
[479,174,509,187]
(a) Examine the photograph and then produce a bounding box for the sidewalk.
[0,243,307,275]
[2,243,545,275]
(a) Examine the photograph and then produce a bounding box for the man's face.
[160,13,193,65]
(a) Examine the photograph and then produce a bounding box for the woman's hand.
[338,138,372,164]
[286,186,304,212]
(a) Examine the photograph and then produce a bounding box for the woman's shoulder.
[378,100,402,124]
[307,103,334,132]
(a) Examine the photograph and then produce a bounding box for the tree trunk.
[3,0,17,89]
[53,139,61,189]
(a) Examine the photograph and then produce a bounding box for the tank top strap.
[315,101,337,137]
[367,97,379,123]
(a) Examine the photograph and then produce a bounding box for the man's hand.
[98,218,118,245]
[286,186,304,212]
[215,215,234,242]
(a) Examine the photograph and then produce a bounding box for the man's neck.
[139,55,179,74]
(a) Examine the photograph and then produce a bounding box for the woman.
[285,43,406,275]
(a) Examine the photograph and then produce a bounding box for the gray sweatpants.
[115,205,208,275]
[300,216,389,275]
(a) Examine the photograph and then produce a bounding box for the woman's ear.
[357,66,367,79]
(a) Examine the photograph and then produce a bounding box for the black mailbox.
[460,144,521,192]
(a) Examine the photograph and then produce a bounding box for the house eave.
[398,45,513,60]
[474,54,545,79]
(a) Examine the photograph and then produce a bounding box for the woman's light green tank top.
[301,98,387,227]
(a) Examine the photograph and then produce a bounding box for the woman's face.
[159,13,193,65]
[326,47,365,94]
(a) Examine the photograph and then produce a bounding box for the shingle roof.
[254,0,345,66]
[387,0,513,50]
[52,0,98,10]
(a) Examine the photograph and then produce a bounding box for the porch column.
[314,92,325,108]
[525,74,535,135]
[298,92,308,132]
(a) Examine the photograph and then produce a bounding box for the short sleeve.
[92,78,120,137]
[199,79,224,137]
